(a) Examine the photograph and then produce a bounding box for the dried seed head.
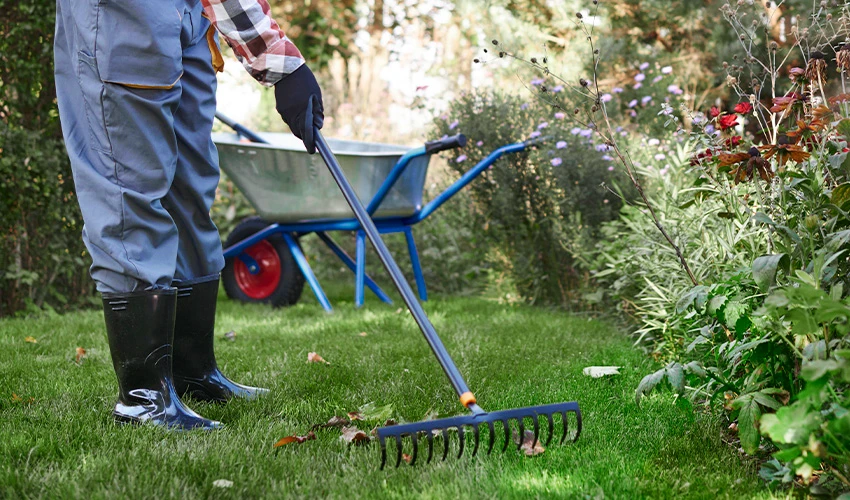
[499,52,505,58]
[530,57,537,63]
[769,41,778,51]
[473,58,480,63]
[574,108,580,114]
[579,78,589,87]
[576,12,583,19]
[837,44,850,71]
[492,39,498,45]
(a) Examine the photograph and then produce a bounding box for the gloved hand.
[274,64,324,154]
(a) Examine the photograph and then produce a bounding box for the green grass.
[1,289,771,499]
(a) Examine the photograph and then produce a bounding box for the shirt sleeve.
[202,0,305,86]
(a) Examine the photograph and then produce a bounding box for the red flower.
[689,148,714,166]
[725,136,742,148]
[733,102,752,114]
[718,114,739,130]
[709,106,721,118]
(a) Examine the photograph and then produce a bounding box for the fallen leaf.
[402,453,412,464]
[358,402,394,421]
[24,336,37,344]
[582,366,621,378]
[395,308,403,314]
[273,431,316,448]
[311,416,350,430]
[75,347,87,363]
[224,331,236,342]
[347,412,363,421]
[515,430,545,457]
[212,479,233,488]
[358,332,368,337]
[307,352,330,365]
[341,426,371,445]
[370,419,398,436]
[11,393,22,403]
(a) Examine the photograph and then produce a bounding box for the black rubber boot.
[173,278,269,402]
[102,289,221,430]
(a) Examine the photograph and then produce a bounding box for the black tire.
[222,216,305,307]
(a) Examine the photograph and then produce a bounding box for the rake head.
[376,402,581,469]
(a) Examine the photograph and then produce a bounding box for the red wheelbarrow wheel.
[222,217,305,307]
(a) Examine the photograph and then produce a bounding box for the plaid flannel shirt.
[202,0,305,86]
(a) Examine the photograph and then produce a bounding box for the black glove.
[274,64,324,154]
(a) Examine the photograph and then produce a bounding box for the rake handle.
[315,130,475,406]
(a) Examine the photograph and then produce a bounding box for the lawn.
[1,289,772,499]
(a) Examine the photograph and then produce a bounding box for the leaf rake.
[314,131,582,468]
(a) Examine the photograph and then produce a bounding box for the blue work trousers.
[54,0,225,293]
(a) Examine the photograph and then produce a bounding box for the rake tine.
[501,419,510,453]
[487,421,495,455]
[395,435,404,468]
[426,432,434,464]
[517,418,525,451]
[471,424,480,457]
[574,410,583,442]
[560,412,569,444]
[410,433,419,466]
[457,426,465,458]
[379,436,388,470]
[545,413,555,446]
[441,428,450,461]
[531,414,540,449]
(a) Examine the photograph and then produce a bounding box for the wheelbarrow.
[213,113,532,311]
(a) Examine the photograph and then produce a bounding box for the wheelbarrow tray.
[212,132,431,223]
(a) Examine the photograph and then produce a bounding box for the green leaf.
[837,119,850,140]
[800,360,839,382]
[760,403,822,445]
[707,294,728,316]
[666,362,685,395]
[734,394,762,454]
[832,183,850,208]
[752,254,790,292]
[722,300,747,331]
[635,368,665,405]
[752,391,782,410]
[676,285,709,313]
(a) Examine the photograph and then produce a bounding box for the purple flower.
[579,129,593,138]
[529,131,542,138]
[641,95,653,105]
[449,120,459,130]
[648,138,660,146]
[634,73,646,82]
[629,110,637,117]
[633,82,643,90]
[596,144,611,152]
[692,114,705,124]
[552,85,564,93]
[613,87,624,93]
[538,122,549,129]
[607,164,615,170]
[476,140,484,147]
[554,112,566,119]
[654,153,666,161]
[661,66,673,74]
[600,93,613,102]
[627,99,638,108]
[531,78,545,86]
[556,141,567,149]
[620,131,628,136]
[570,127,582,135]
[705,124,716,134]
[667,84,683,95]
[652,75,663,83]
[551,157,562,166]
[520,103,529,110]
[456,154,467,163]
[639,62,650,70]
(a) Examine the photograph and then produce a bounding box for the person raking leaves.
[54,0,323,430]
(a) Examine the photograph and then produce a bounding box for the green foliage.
[432,91,633,306]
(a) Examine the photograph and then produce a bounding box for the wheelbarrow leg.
[404,228,427,302]
[355,230,367,308]
[282,233,333,312]
[315,231,393,304]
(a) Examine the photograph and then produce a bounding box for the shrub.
[431,91,633,306]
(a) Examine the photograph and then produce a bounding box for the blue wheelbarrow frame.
[216,113,532,311]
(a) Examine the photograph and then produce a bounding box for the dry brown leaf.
[24,336,37,344]
[515,430,545,457]
[311,416,350,430]
[273,431,316,448]
[11,393,22,403]
[75,347,87,364]
[402,453,412,464]
[341,426,371,445]
[224,331,236,342]
[358,332,367,337]
[307,352,330,365]
[347,412,363,421]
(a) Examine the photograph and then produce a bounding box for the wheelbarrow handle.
[314,129,478,407]
[215,111,268,144]
[424,134,467,154]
